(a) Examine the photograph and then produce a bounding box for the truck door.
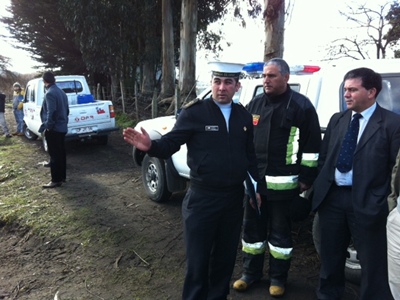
[23,80,46,137]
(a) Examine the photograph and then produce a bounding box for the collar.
[353,102,376,122]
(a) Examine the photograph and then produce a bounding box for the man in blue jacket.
[39,71,69,188]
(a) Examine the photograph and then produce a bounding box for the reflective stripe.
[242,239,266,255]
[286,127,299,165]
[268,242,293,260]
[301,153,319,167]
[265,175,299,190]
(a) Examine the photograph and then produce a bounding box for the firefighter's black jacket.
[247,86,321,195]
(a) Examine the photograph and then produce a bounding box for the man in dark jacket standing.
[123,62,262,300]
[0,92,12,138]
[313,67,400,300]
[233,58,321,297]
[39,71,69,188]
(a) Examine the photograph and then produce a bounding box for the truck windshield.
[56,80,84,94]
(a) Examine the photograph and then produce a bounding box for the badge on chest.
[205,125,219,131]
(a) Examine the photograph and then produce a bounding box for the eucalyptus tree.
[264,0,285,60]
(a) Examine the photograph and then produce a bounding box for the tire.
[141,155,171,202]
[312,213,361,285]
[23,124,38,141]
[96,135,108,145]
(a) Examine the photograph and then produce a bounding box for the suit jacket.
[312,104,400,227]
[39,83,69,133]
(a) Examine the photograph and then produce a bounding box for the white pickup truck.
[22,75,118,150]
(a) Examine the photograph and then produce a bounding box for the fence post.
[174,85,180,116]
[151,88,158,118]
[96,83,101,100]
[134,82,139,121]
[119,80,125,114]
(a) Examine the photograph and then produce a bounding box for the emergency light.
[242,62,321,75]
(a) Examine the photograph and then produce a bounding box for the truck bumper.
[65,126,119,141]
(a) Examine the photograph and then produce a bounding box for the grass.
[0,110,135,238]
[0,112,185,299]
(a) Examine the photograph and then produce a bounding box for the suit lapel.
[335,111,352,142]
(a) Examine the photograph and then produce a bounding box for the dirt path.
[0,108,360,299]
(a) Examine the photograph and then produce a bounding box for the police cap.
[208,61,245,78]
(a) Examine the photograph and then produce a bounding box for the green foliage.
[116,112,137,129]
[1,0,262,88]
[1,0,86,74]
[386,1,400,46]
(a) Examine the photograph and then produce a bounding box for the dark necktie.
[336,113,362,173]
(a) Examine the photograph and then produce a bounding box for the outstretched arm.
[123,127,152,151]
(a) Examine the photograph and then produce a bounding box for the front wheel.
[23,124,38,141]
[312,213,361,285]
[141,155,171,202]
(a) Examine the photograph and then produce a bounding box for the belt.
[333,183,352,190]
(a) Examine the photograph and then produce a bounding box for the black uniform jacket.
[148,98,260,192]
[247,87,321,195]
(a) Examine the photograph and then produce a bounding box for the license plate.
[76,126,93,133]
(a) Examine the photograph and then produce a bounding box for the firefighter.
[233,58,321,297]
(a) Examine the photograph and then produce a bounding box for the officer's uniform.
[147,62,261,300]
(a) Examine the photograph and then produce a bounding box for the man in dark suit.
[39,71,69,188]
[312,67,400,300]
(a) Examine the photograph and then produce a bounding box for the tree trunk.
[141,1,158,95]
[160,0,175,99]
[179,0,198,102]
[264,0,285,60]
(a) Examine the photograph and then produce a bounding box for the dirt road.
[0,109,360,299]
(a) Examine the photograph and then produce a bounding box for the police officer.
[123,62,262,300]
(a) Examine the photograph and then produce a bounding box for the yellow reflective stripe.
[265,175,299,190]
[268,242,293,260]
[286,127,299,165]
[301,153,319,167]
[242,239,266,255]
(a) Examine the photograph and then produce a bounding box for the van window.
[24,85,34,103]
[340,74,400,115]
[56,80,84,94]
[289,84,301,93]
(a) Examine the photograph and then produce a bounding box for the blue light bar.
[242,62,264,73]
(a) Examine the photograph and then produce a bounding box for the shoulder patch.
[182,98,200,109]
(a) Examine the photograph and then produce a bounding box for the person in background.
[232,58,321,297]
[123,62,262,300]
[312,67,400,300]
[0,92,12,138]
[39,71,69,188]
[12,82,24,136]
[387,148,400,300]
